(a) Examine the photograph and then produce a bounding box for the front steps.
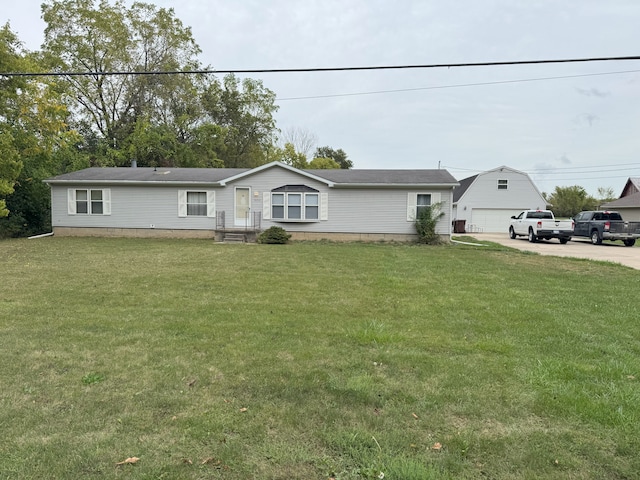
[222,233,247,243]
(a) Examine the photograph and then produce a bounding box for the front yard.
[1,238,638,479]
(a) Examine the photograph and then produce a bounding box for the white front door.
[235,187,251,226]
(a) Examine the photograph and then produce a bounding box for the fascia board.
[44,179,224,187]
[219,161,335,187]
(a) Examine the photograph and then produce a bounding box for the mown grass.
[1,237,639,479]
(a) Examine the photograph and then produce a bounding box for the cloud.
[575,87,610,98]
[558,154,571,165]
[574,113,599,127]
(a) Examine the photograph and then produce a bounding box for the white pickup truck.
[509,210,574,244]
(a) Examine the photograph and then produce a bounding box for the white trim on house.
[406,192,441,221]
[234,186,251,226]
[67,188,111,215]
[178,190,216,218]
[320,192,329,221]
[220,161,336,187]
[262,189,328,222]
[47,164,459,240]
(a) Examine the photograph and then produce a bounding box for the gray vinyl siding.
[226,168,452,234]
[51,184,219,230]
[50,168,454,235]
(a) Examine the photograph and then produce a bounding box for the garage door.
[471,209,522,233]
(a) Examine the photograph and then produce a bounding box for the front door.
[235,187,251,227]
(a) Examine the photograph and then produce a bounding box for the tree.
[0,24,27,217]
[596,186,616,204]
[281,127,317,159]
[314,146,352,169]
[0,24,80,235]
[308,157,340,169]
[41,0,203,165]
[545,186,597,218]
[201,74,279,167]
[275,143,308,169]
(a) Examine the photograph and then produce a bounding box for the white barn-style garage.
[452,166,547,234]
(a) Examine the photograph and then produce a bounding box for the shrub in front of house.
[415,202,444,244]
[257,226,292,244]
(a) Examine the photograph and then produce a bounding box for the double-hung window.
[498,179,508,190]
[68,188,111,215]
[187,192,207,216]
[416,194,432,218]
[407,192,441,221]
[178,190,216,218]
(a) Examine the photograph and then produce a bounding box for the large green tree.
[41,0,203,166]
[313,146,352,169]
[201,74,278,168]
[0,24,27,217]
[545,186,597,218]
[0,24,79,236]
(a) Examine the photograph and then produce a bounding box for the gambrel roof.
[452,166,539,204]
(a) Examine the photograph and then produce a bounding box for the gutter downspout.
[28,232,54,239]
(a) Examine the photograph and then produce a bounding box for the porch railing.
[215,211,261,231]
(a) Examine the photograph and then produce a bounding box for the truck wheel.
[590,230,602,245]
[624,239,636,247]
[528,228,537,243]
[509,227,516,239]
[559,238,569,244]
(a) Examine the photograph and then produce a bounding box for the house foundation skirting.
[52,227,215,239]
[52,227,449,243]
[288,231,420,242]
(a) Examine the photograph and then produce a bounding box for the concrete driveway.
[468,233,640,270]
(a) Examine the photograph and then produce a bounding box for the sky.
[5,0,640,196]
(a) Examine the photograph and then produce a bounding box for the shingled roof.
[601,191,640,209]
[452,174,478,202]
[45,162,459,187]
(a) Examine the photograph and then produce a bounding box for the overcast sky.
[5,0,640,196]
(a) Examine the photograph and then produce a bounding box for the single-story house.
[600,177,640,221]
[44,161,459,242]
[452,166,547,233]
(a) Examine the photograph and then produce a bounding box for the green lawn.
[1,237,639,479]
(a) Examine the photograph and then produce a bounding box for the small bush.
[257,226,291,244]
[415,202,444,244]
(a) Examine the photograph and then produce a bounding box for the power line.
[276,69,640,101]
[2,55,640,77]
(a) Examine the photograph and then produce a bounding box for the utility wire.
[2,55,640,77]
[276,69,640,101]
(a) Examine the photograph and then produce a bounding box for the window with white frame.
[416,194,432,218]
[178,190,215,217]
[187,191,207,216]
[498,179,508,190]
[407,192,441,221]
[267,185,323,221]
[67,188,111,215]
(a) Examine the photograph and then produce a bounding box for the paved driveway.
[469,233,640,270]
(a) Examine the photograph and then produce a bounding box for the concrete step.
[223,233,246,243]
